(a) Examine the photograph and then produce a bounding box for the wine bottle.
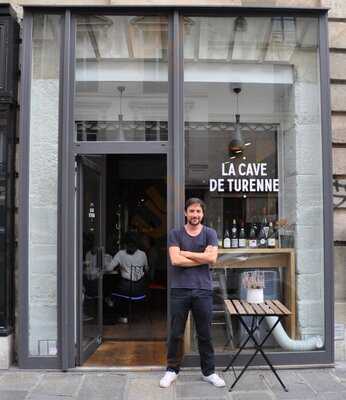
[262,216,269,239]
[223,228,231,249]
[249,224,257,248]
[238,224,246,248]
[258,224,267,248]
[267,221,276,248]
[231,219,238,248]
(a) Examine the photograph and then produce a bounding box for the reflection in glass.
[75,15,168,142]
[184,16,324,354]
[28,14,61,356]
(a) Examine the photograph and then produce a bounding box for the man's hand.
[169,246,201,267]
[180,245,218,265]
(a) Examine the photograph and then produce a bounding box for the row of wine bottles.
[221,218,277,249]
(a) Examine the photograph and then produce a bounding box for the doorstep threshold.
[72,363,335,372]
[72,365,167,372]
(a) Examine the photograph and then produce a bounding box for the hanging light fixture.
[229,86,251,158]
[117,86,125,141]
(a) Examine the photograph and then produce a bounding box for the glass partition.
[28,14,61,356]
[184,16,324,353]
[74,15,168,142]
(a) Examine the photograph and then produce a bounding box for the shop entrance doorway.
[76,154,167,366]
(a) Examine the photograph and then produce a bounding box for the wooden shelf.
[218,248,294,254]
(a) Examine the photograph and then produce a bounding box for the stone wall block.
[297,300,324,329]
[297,274,323,301]
[294,83,321,122]
[295,224,323,250]
[335,341,345,361]
[29,244,57,275]
[322,0,346,18]
[29,273,57,305]
[332,116,346,144]
[0,335,12,369]
[29,207,58,245]
[334,245,346,301]
[296,205,323,227]
[296,176,323,209]
[331,53,346,81]
[296,249,323,274]
[331,84,346,112]
[333,147,346,175]
[334,208,346,241]
[296,143,323,176]
[329,22,346,49]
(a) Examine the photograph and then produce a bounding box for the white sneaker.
[160,371,178,388]
[202,373,226,387]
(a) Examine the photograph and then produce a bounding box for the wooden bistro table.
[215,248,296,339]
[223,299,291,392]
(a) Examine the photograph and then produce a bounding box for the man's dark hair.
[185,197,206,213]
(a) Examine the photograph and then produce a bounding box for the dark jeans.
[113,276,146,318]
[167,288,215,376]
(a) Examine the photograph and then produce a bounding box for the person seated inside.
[108,232,149,323]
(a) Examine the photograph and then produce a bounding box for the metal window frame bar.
[18,6,333,369]
[59,9,75,371]
[64,10,172,368]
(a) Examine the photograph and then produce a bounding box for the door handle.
[97,247,105,272]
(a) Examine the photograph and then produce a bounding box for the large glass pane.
[28,14,61,356]
[74,15,168,142]
[184,16,324,354]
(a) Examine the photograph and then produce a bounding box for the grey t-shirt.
[168,225,218,291]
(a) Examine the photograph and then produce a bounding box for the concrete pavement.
[2,364,346,400]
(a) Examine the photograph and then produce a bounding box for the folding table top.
[224,299,291,316]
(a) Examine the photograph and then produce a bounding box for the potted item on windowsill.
[242,270,265,304]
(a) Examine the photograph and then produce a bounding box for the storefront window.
[74,15,168,142]
[28,14,61,356]
[184,16,324,353]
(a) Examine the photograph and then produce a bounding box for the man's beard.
[187,217,201,226]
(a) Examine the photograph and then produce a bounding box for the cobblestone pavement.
[1,364,346,400]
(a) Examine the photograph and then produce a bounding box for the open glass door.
[77,155,104,365]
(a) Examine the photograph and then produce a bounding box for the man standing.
[160,198,225,388]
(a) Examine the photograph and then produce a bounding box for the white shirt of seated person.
[108,249,148,282]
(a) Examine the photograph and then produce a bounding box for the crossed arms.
[169,245,218,267]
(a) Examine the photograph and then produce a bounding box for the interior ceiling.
[75,15,317,64]
[75,81,286,100]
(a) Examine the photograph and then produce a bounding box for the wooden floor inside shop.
[84,292,167,367]
[84,340,166,366]
[102,296,167,341]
